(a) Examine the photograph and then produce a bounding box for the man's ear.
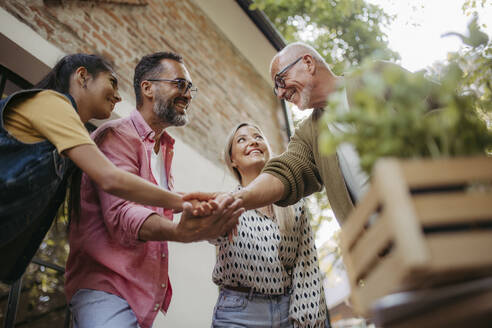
[141,80,154,100]
[303,54,316,75]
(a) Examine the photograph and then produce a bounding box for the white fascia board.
[192,0,277,85]
[0,7,64,68]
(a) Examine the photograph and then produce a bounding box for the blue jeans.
[212,287,293,328]
[69,289,143,328]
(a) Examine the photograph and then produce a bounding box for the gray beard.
[153,95,188,127]
[298,81,314,110]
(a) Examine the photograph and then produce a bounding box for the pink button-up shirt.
[65,110,175,328]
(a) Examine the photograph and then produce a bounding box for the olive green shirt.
[263,109,354,225]
[263,61,421,225]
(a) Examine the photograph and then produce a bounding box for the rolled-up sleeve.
[95,128,157,247]
[262,118,323,207]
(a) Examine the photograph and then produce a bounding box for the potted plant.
[319,18,492,316]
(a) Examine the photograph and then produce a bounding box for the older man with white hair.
[260,42,370,223]
[259,42,371,223]
[187,42,369,225]
[186,42,422,225]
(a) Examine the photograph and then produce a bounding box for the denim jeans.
[212,287,293,328]
[69,289,143,328]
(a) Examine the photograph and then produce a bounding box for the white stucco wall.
[155,138,237,327]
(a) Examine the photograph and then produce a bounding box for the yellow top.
[3,90,95,153]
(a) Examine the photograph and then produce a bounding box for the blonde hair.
[224,123,295,232]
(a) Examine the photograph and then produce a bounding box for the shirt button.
[161,283,166,288]
[161,253,166,258]
[154,303,159,311]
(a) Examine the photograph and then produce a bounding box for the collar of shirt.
[130,110,175,147]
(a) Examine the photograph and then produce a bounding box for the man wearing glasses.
[65,52,243,328]
[186,42,372,227]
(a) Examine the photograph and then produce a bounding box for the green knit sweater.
[262,109,354,225]
[263,61,420,225]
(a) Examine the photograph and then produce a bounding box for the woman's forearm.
[105,167,183,210]
[66,144,184,210]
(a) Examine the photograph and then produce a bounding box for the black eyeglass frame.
[273,56,303,96]
[146,78,198,98]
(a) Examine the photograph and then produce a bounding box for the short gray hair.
[270,42,326,73]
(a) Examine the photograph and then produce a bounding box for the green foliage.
[303,192,345,279]
[304,191,333,232]
[0,208,69,326]
[251,0,399,74]
[319,19,492,174]
[462,0,491,19]
[442,13,489,47]
[444,15,492,117]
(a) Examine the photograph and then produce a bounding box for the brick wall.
[1,0,287,165]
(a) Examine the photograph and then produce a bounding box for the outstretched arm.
[138,195,244,242]
[65,144,214,215]
[185,116,322,210]
[183,172,284,211]
[232,173,284,209]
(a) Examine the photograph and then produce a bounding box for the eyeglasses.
[147,78,198,98]
[273,57,303,96]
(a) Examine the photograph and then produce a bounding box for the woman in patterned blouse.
[211,123,330,328]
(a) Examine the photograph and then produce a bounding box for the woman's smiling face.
[230,125,270,173]
[85,70,121,120]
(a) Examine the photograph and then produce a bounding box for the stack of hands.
[174,192,243,243]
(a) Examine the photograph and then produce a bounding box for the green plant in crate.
[319,17,492,174]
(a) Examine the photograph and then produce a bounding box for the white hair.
[269,42,327,74]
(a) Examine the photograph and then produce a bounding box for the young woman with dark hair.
[0,54,213,283]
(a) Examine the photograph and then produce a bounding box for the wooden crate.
[340,156,492,316]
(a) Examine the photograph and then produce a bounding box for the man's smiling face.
[152,59,193,127]
[271,55,314,110]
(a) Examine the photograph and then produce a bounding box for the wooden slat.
[348,212,392,283]
[341,183,379,251]
[374,159,430,268]
[414,192,492,226]
[344,156,492,317]
[396,156,492,189]
[352,252,406,316]
[385,289,492,328]
[426,231,492,273]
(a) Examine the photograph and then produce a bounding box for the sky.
[367,0,492,72]
[292,0,492,122]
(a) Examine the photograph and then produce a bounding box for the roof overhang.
[235,0,286,51]
[192,0,285,85]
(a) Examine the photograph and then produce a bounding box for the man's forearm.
[138,198,244,243]
[233,173,284,210]
[138,214,181,242]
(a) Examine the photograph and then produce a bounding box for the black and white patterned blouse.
[211,199,328,327]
